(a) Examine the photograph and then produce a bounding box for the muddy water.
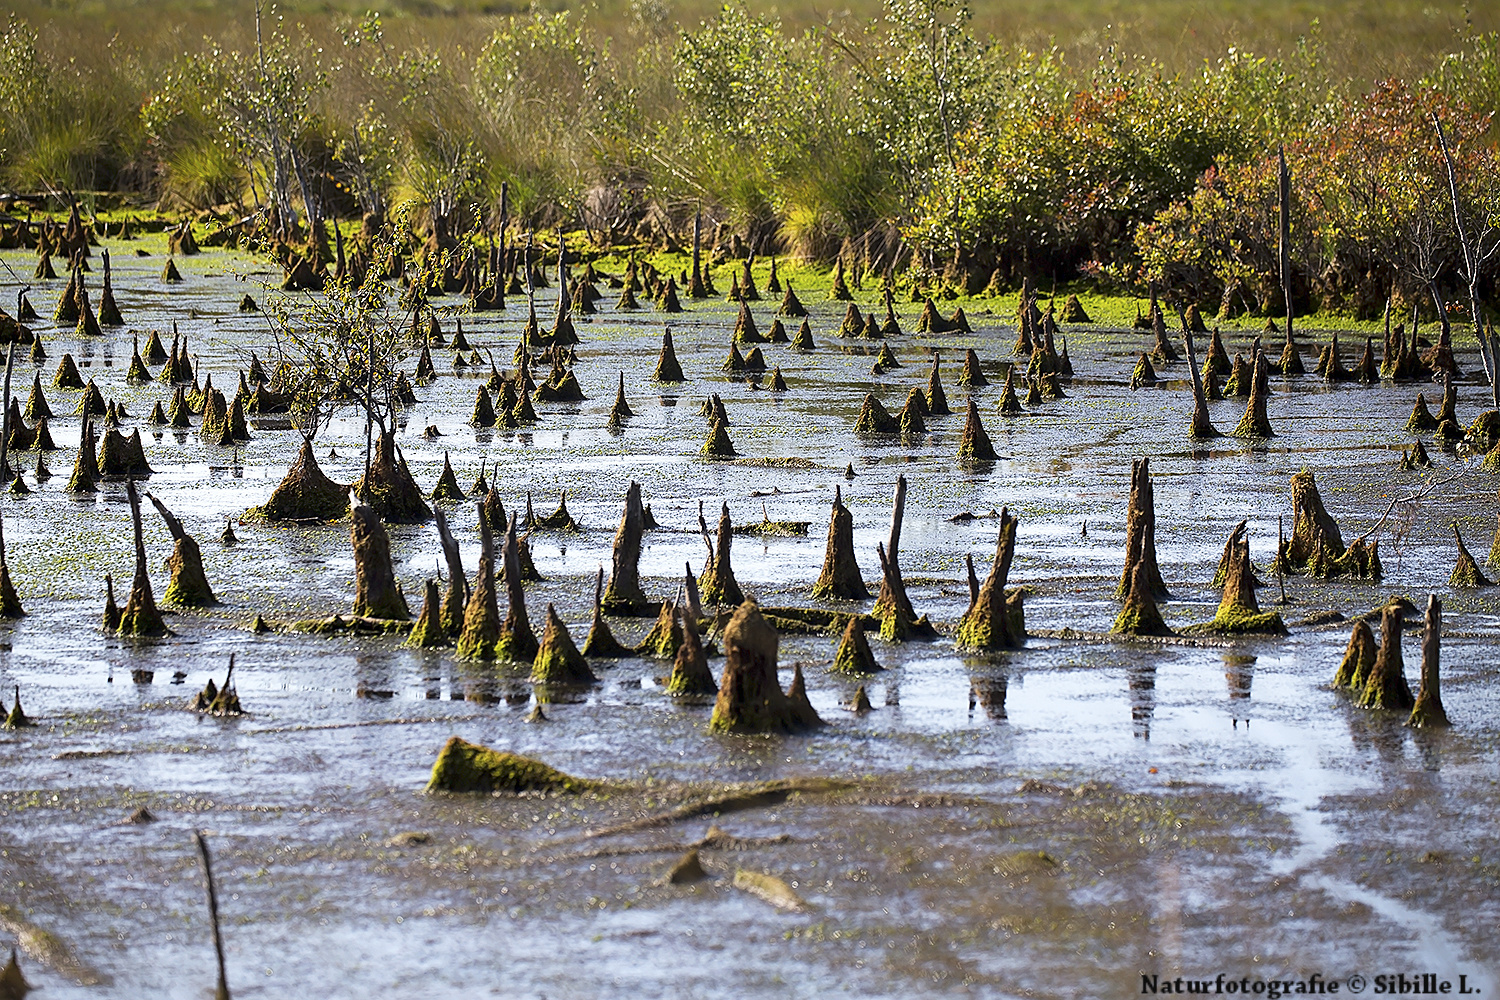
[1,239,1497,998]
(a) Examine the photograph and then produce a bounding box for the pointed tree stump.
[709,601,821,733]
[811,486,868,600]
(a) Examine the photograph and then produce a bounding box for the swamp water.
[0,239,1497,998]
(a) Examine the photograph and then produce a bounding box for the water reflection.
[968,670,1008,721]
[354,652,397,699]
[1128,664,1156,740]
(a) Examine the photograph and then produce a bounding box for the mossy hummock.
[702,418,736,457]
[0,511,24,619]
[898,387,926,434]
[871,475,931,638]
[250,438,349,521]
[1278,469,1344,572]
[496,519,539,663]
[430,453,465,504]
[653,327,686,382]
[832,615,881,674]
[958,349,987,388]
[65,415,99,493]
[778,282,808,318]
[1205,530,1285,634]
[405,580,447,648]
[855,393,897,435]
[351,501,410,621]
[353,429,431,523]
[732,300,764,344]
[456,507,501,660]
[426,737,585,794]
[1231,353,1274,438]
[1130,352,1157,389]
[811,486,868,600]
[582,567,631,657]
[666,605,717,696]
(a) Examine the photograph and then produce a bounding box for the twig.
[192,831,232,1000]
[1356,471,1464,544]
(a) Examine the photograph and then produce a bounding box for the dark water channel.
[0,237,1497,998]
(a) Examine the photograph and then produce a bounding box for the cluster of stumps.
[0,208,1486,744]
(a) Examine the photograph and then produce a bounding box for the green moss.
[530,605,595,684]
[1205,605,1287,635]
[425,736,586,794]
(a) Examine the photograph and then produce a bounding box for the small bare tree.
[1432,112,1500,403]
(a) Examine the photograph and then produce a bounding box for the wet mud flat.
[0,238,1498,997]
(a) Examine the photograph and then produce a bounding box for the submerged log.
[426,737,585,794]
[811,486,868,600]
[1406,595,1449,728]
[147,493,216,606]
[709,600,822,733]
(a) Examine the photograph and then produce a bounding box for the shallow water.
[1,237,1497,998]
